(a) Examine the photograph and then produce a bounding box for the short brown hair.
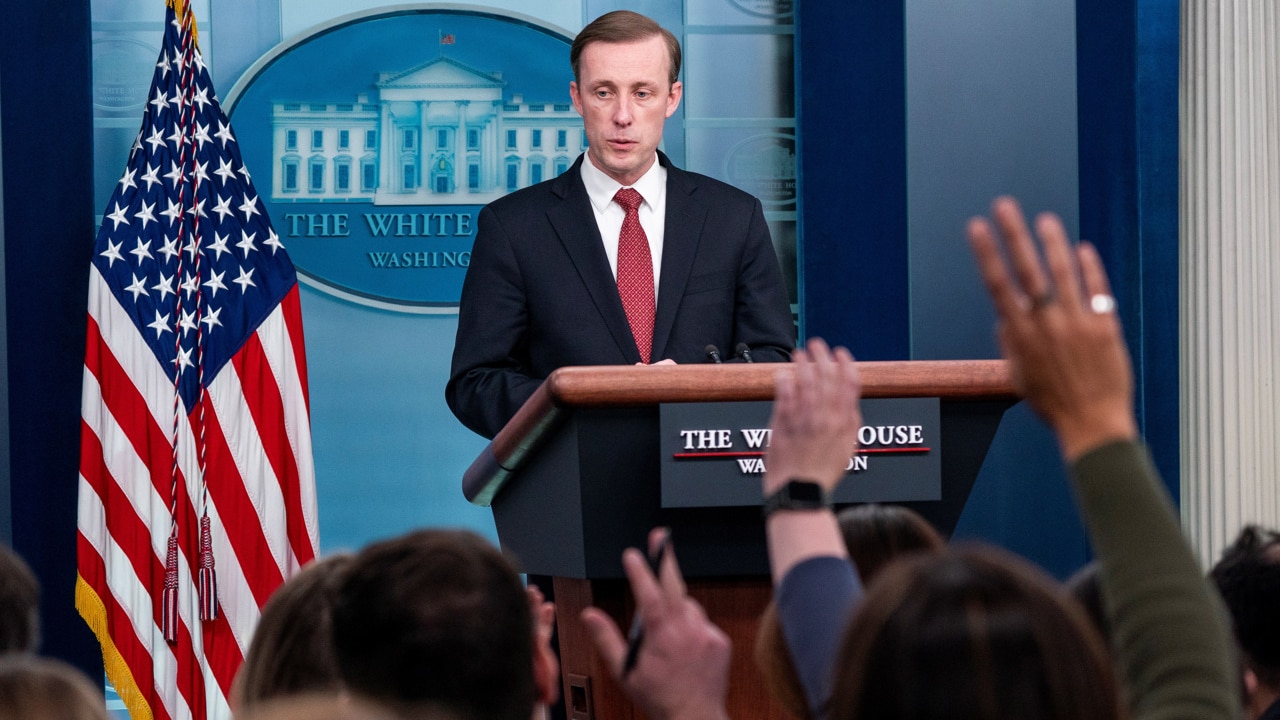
[570,10,682,86]
[331,530,534,720]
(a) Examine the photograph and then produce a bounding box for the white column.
[419,101,430,196]
[1180,0,1280,567]
[456,100,469,193]
[379,102,392,196]
[491,100,504,191]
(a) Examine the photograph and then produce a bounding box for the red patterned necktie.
[613,188,655,363]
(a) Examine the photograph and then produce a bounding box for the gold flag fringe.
[164,0,200,47]
[76,575,155,720]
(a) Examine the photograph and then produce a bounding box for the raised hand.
[580,529,731,720]
[966,196,1137,459]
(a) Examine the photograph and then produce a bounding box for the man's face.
[570,35,683,187]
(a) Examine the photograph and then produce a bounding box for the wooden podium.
[462,361,1016,720]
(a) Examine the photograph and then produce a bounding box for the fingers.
[971,198,1090,318]
[991,196,1053,302]
[622,547,663,608]
[647,527,686,598]
[967,217,1024,319]
[1036,211,1083,314]
[1077,242,1113,298]
[791,344,816,424]
[526,586,556,636]
[833,345,864,433]
[580,607,627,676]
[807,338,838,414]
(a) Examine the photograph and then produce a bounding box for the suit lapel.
[546,158,642,362]
[652,153,704,360]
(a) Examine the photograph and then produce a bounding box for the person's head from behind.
[755,504,945,718]
[331,529,542,720]
[0,656,109,720]
[827,545,1123,720]
[837,504,945,585]
[1210,525,1280,718]
[569,11,683,186]
[233,554,353,712]
[0,544,39,654]
[233,693,431,720]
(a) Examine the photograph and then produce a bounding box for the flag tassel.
[161,535,179,643]
[198,517,217,621]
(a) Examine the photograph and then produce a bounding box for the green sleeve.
[1070,440,1239,720]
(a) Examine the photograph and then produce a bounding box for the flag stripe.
[197,393,287,606]
[231,327,313,568]
[78,4,316,716]
[280,286,311,416]
[265,293,320,560]
[80,372,209,720]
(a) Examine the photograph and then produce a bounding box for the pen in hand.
[621,529,670,676]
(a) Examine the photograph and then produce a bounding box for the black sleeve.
[445,205,542,439]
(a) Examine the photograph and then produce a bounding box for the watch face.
[787,480,824,503]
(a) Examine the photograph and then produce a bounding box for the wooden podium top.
[464,360,1016,506]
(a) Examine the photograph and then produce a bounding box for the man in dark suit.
[447,10,794,439]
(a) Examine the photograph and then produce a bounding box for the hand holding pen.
[580,527,732,720]
[622,528,671,674]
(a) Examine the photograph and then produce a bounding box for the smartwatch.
[762,479,830,517]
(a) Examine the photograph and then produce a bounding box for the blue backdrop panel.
[1076,0,1180,500]
[796,1,907,359]
[1,0,104,678]
[299,287,496,553]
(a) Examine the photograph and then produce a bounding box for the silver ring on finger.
[1090,294,1117,314]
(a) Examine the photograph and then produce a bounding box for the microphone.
[734,343,754,363]
[705,344,723,364]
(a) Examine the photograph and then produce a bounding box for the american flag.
[76,2,318,719]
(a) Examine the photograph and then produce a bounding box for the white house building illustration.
[270,56,585,205]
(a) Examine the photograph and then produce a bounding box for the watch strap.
[762,479,830,517]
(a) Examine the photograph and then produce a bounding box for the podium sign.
[659,397,942,507]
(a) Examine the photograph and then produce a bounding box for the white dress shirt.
[579,152,667,300]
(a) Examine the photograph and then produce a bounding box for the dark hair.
[1064,561,1111,644]
[828,546,1124,720]
[331,529,534,720]
[570,10,681,86]
[0,656,109,720]
[0,544,39,654]
[235,554,353,710]
[837,504,945,584]
[754,506,945,719]
[233,693,425,720]
[1210,525,1280,688]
